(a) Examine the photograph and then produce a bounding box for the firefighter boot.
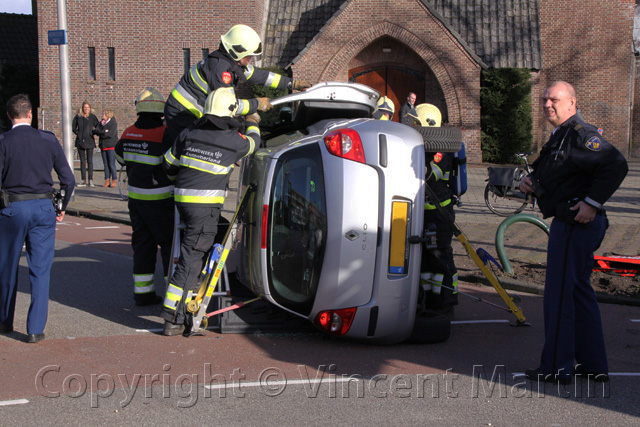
[163,321,185,336]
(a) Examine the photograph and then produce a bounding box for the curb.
[66,208,132,226]
[460,274,640,307]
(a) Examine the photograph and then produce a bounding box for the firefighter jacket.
[530,114,628,218]
[115,114,174,201]
[163,115,259,207]
[166,49,293,120]
[425,152,453,210]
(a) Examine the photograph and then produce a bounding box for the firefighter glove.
[247,112,261,124]
[293,79,312,91]
[257,97,272,112]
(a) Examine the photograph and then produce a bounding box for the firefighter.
[372,96,395,120]
[161,87,259,336]
[115,88,175,306]
[163,24,310,145]
[415,107,458,314]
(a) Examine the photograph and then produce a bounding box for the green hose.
[495,214,550,275]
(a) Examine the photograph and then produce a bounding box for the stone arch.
[318,21,462,125]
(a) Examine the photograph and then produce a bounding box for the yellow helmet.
[415,103,442,127]
[135,87,165,114]
[204,87,238,117]
[375,96,395,115]
[220,25,263,61]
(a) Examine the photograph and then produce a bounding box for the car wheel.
[417,127,463,153]
[406,313,452,344]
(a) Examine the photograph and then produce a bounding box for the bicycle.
[484,152,536,216]
[117,163,128,201]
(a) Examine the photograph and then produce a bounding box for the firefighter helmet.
[220,25,263,61]
[415,103,442,127]
[406,108,421,126]
[204,87,238,117]
[135,87,165,114]
[376,96,395,115]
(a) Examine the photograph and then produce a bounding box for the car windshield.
[268,144,327,316]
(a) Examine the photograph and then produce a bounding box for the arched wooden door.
[349,64,425,122]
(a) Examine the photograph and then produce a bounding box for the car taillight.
[314,307,357,335]
[324,129,365,163]
[261,204,268,249]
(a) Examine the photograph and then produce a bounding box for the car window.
[268,144,326,316]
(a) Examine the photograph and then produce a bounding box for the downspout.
[257,0,271,68]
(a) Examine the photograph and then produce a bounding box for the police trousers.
[162,205,220,324]
[0,199,56,334]
[540,213,608,378]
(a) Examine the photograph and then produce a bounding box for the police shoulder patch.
[585,136,601,151]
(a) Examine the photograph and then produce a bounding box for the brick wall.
[536,0,635,156]
[38,0,263,141]
[291,0,483,160]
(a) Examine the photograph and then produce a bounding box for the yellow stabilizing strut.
[424,183,527,325]
[186,184,257,334]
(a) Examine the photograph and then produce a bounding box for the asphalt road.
[0,215,639,424]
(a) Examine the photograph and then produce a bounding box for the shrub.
[481,68,532,164]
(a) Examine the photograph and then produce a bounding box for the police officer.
[0,94,75,343]
[161,87,259,336]
[372,96,395,120]
[521,81,628,384]
[115,88,175,306]
[164,24,310,145]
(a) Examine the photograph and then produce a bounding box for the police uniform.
[530,114,628,380]
[164,49,292,144]
[161,114,259,327]
[421,153,458,311]
[0,124,75,335]
[115,114,175,306]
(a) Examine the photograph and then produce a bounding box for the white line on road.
[84,241,123,245]
[205,378,353,390]
[630,319,640,322]
[84,226,120,229]
[451,320,509,324]
[512,372,640,378]
[0,399,29,406]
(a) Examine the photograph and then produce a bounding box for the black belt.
[8,192,52,203]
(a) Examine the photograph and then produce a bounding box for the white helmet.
[220,25,263,61]
[204,87,238,117]
[376,96,395,115]
[135,87,165,114]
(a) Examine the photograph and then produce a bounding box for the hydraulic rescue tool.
[422,182,529,326]
[184,183,257,336]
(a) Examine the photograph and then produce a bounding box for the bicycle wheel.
[118,166,128,201]
[484,184,527,216]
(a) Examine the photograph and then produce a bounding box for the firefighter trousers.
[421,204,458,309]
[162,205,220,325]
[128,198,175,305]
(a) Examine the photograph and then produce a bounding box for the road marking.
[84,241,123,245]
[85,226,120,229]
[631,319,640,322]
[136,328,164,333]
[0,399,29,406]
[512,372,640,378]
[205,378,353,390]
[451,320,509,325]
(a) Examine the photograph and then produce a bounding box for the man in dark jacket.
[399,92,416,124]
[164,24,309,146]
[115,88,174,306]
[0,94,75,343]
[520,81,628,384]
[161,87,259,336]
